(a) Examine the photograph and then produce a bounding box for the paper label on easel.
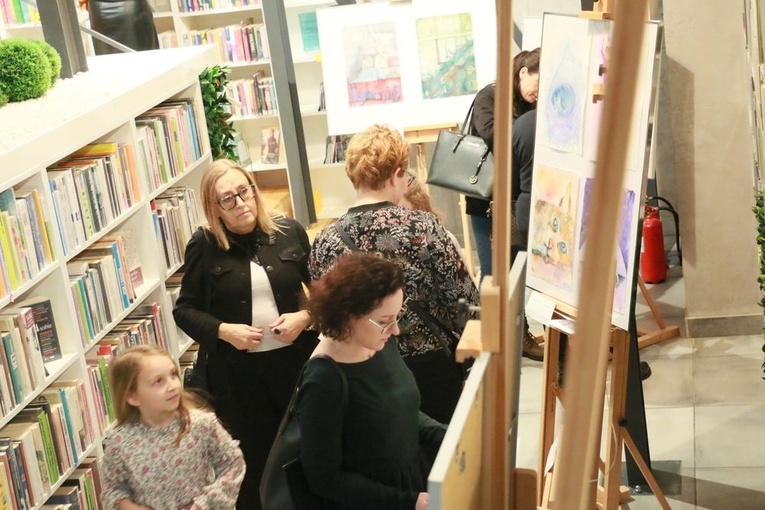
[548,319,575,335]
[526,290,557,325]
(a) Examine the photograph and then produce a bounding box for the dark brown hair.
[306,252,404,341]
[513,47,541,119]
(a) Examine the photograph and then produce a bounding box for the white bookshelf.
[0,45,217,508]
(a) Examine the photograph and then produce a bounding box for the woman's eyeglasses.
[218,184,256,211]
[406,170,416,187]
[367,299,410,335]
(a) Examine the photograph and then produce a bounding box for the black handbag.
[183,348,213,403]
[260,356,348,510]
[426,99,494,200]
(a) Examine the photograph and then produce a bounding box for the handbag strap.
[281,355,348,434]
[461,99,477,136]
[333,222,457,356]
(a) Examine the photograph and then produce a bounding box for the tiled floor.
[515,267,765,509]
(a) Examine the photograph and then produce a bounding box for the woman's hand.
[218,323,263,350]
[270,311,311,344]
[415,492,429,510]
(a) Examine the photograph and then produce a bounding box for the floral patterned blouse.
[102,410,245,510]
[309,202,479,357]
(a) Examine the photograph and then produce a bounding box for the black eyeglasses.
[406,171,416,187]
[217,184,256,211]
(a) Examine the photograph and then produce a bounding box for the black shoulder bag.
[333,223,459,356]
[260,355,348,510]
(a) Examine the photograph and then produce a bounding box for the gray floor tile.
[694,467,765,510]
[641,356,694,408]
[693,335,765,358]
[639,336,695,361]
[644,406,696,468]
[695,404,765,468]
[693,353,765,406]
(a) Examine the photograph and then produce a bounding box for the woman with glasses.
[173,159,317,509]
[310,124,479,424]
[299,252,446,510]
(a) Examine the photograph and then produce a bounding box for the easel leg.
[622,432,672,510]
[603,330,630,508]
[537,327,561,505]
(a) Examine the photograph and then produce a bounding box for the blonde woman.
[173,159,318,509]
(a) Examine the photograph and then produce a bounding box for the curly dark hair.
[307,252,405,341]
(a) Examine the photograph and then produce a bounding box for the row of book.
[324,134,355,164]
[96,302,171,355]
[178,0,260,13]
[47,142,143,257]
[0,0,39,25]
[0,187,55,298]
[227,75,278,118]
[0,298,61,418]
[67,235,144,348]
[152,186,201,273]
[180,23,271,64]
[0,386,97,509]
[136,99,204,190]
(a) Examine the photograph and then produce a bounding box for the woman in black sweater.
[298,252,446,510]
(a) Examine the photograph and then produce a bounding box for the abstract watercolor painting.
[578,179,636,314]
[539,30,590,155]
[343,23,403,108]
[529,164,580,290]
[416,13,478,99]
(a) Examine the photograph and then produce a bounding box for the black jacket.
[173,217,317,361]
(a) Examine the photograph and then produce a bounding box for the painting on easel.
[529,164,580,292]
[537,19,590,156]
[343,23,403,107]
[415,13,478,99]
[526,14,661,330]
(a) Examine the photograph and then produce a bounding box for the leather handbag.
[260,356,348,510]
[426,100,494,200]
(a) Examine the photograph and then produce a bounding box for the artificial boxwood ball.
[30,40,62,85]
[0,38,52,102]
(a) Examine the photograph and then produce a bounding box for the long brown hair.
[200,158,282,250]
[513,48,541,119]
[110,345,201,446]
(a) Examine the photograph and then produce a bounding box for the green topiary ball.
[29,40,62,85]
[0,38,52,102]
[0,90,7,109]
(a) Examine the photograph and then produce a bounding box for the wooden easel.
[537,309,671,510]
[636,276,680,348]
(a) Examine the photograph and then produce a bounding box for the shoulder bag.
[426,99,494,200]
[260,355,348,510]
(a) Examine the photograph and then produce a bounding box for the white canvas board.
[526,14,660,330]
[317,0,496,135]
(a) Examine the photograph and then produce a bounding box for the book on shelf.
[0,307,48,392]
[323,134,355,164]
[0,438,30,510]
[0,330,30,406]
[1,423,48,506]
[47,484,81,510]
[13,296,63,364]
[260,127,282,164]
[0,455,15,510]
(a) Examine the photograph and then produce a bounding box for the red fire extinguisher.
[640,205,668,283]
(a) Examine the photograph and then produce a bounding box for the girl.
[102,345,245,510]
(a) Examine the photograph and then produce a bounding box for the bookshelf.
[283,0,356,219]
[0,45,217,509]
